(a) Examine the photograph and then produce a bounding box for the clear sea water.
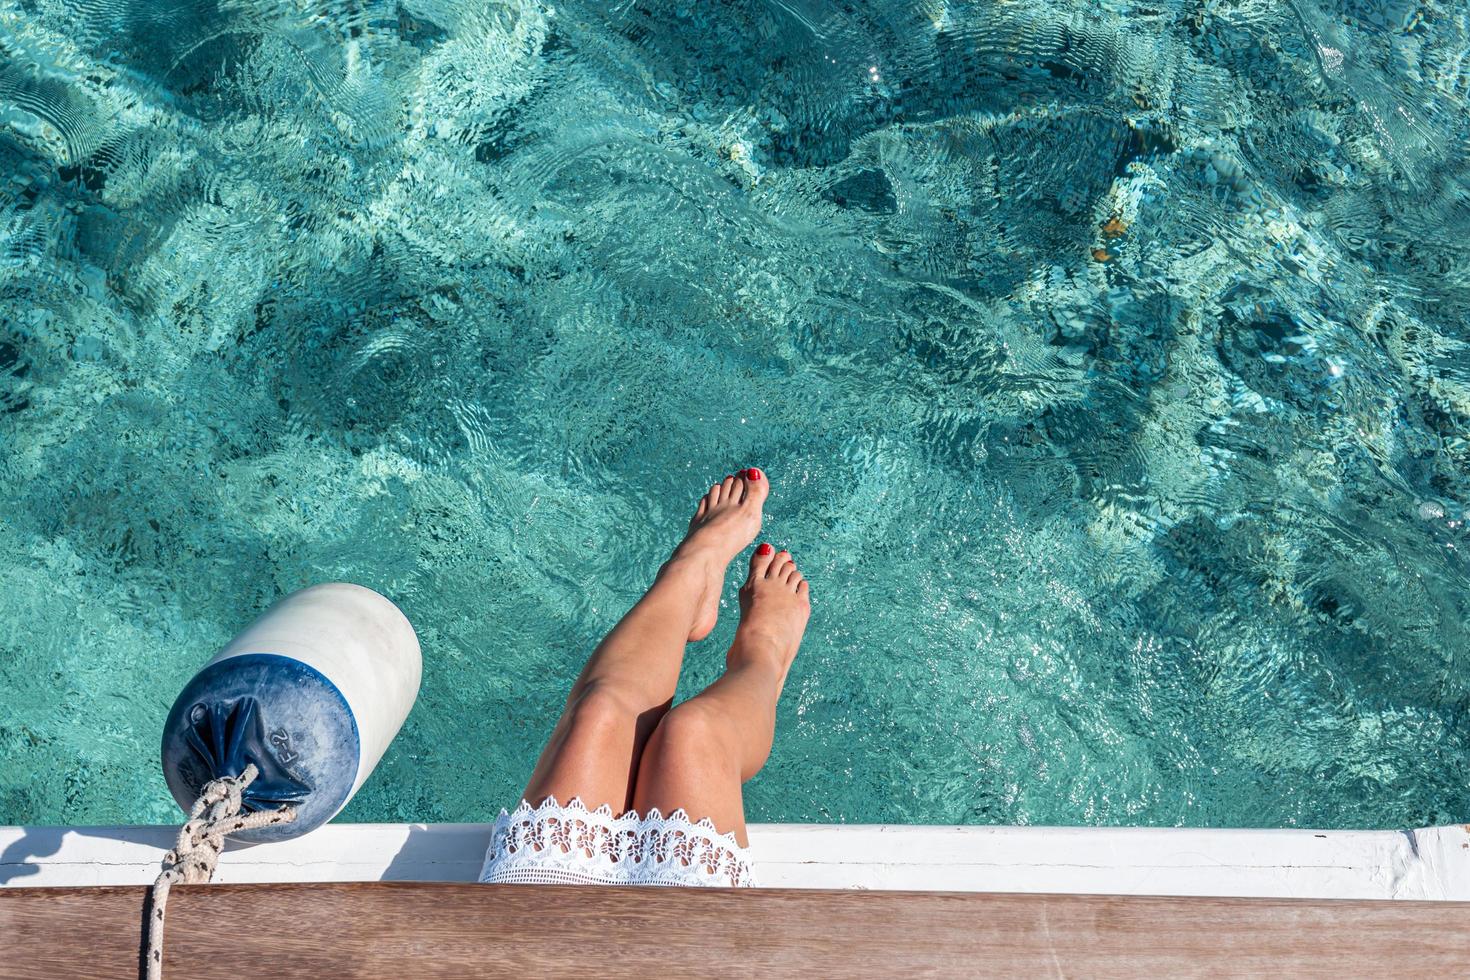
[1,0,1468,831]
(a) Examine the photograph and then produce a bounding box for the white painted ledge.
[2,822,1467,899]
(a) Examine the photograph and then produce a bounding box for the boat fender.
[159,583,421,842]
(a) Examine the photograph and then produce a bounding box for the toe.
[786,567,803,588]
[768,550,793,579]
[749,542,776,578]
[729,471,750,506]
[693,498,708,522]
[741,467,769,506]
[719,474,738,503]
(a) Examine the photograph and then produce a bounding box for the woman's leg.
[631,544,810,846]
[521,469,768,813]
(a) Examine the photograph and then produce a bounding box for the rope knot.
[146,763,297,979]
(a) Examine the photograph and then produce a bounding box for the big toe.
[748,541,776,579]
[741,467,770,506]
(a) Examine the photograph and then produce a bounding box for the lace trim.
[479,796,754,888]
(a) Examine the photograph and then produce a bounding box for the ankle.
[668,538,724,568]
[726,629,787,670]
[659,550,717,585]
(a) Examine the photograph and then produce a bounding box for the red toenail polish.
[757,543,773,556]
[747,467,762,481]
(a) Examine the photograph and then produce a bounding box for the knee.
[562,682,639,738]
[646,700,732,761]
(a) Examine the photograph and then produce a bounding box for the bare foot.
[730,543,811,691]
[666,467,769,641]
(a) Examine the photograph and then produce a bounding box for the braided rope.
[145,764,296,980]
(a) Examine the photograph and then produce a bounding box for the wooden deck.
[3,882,1467,978]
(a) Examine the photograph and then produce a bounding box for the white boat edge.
[3,822,1468,898]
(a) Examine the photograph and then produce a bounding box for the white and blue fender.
[160,583,421,842]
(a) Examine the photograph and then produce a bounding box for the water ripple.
[0,0,1467,829]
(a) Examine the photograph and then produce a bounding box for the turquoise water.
[2,0,1468,831]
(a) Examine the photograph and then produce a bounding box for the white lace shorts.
[478,796,755,888]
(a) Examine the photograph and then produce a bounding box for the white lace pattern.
[479,796,754,888]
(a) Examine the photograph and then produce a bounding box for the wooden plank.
[2,882,1467,979]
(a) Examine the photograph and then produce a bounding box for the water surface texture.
[2,0,1468,828]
